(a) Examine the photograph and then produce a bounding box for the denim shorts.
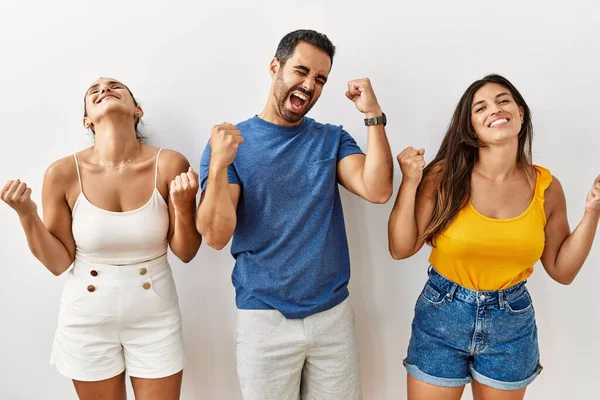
[404,267,543,390]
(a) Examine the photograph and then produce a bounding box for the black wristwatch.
[364,112,386,127]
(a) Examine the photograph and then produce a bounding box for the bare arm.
[162,150,202,263]
[388,148,438,259]
[337,78,393,204]
[540,175,600,285]
[1,159,76,275]
[337,124,393,203]
[196,123,243,250]
[197,177,240,250]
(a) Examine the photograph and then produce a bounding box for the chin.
[485,133,519,145]
[287,103,313,119]
[101,103,130,115]
[280,107,306,123]
[282,113,303,123]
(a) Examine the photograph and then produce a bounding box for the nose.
[100,85,112,94]
[491,104,503,115]
[302,76,315,92]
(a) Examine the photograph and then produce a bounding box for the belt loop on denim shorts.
[427,265,433,276]
[498,290,505,310]
[446,283,458,302]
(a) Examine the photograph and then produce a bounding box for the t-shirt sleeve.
[337,128,365,162]
[199,141,241,192]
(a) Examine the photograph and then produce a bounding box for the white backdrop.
[1,1,598,399]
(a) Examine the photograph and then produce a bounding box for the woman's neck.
[474,141,521,182]
[92,118,140,164]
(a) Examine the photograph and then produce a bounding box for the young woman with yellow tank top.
[388,74,600,400]
[0,78,202,400]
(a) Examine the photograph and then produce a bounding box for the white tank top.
[71,149,169,265]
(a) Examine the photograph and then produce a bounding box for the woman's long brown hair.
[422,74,534,245]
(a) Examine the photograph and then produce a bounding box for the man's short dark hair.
[274,29,336,66]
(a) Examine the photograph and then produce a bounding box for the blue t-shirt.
[200,116,364,319]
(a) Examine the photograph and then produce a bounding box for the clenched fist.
[1,179,37,217]
[397,147,426,185]
[345,78,382,117]
[210,123,244,169]
[585,175,600,216]
[170,168,199,211]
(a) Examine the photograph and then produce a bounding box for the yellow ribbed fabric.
[429,165,553,290]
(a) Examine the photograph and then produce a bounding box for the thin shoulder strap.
[154,148,163,188]
[73,154,83,193]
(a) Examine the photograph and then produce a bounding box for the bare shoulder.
[544,175,565,206]
[42,154,81,204]
[541,175,567,222]
[44,154,78,185]
[157,148,191,177]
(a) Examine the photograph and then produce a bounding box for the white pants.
[50,255,185,381]
[236,298,362,400]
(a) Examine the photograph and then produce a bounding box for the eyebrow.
[293,65,328,83]
[472,92,511,109]
[86,80,123,94]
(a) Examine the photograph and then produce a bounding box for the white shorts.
[50,255,185,381]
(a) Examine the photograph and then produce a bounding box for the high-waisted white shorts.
[50,255,185,381]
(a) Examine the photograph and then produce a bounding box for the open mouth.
[97,95,118,104]
[489,118,509,128]
[289,90,310,112]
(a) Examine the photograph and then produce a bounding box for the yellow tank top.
[429,165,553,290]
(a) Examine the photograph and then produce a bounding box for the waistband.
[427,266,528,309]
[72,254,169,281]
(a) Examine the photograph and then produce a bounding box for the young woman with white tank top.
[1,78,202,400]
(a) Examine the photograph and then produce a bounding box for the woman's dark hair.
[275,29,336,66]
[422,74,533,244]
[83,82,145,142]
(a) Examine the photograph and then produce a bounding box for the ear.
[134,106,144,119]
[269,58,280,78]
[518,106,524,121]
[82,117,92,129]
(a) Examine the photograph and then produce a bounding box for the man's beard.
[273,72,315,123]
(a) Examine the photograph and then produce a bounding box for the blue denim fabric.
[404,267,543,390]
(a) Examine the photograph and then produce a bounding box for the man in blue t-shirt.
[197,29,392,399]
